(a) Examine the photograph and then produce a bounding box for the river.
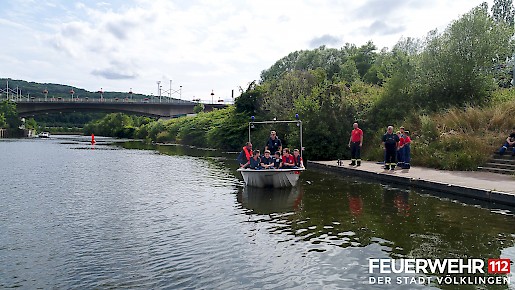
[1,136,514,289]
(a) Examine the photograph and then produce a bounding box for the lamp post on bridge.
[157,81,161,102]
[160,80,182,101]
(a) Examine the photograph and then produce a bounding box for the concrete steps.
[479,153,515,175]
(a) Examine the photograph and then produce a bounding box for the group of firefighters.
[237,130,304,170]
[238,123,412,170]
[348,123,411,170]
[238,123,515,171]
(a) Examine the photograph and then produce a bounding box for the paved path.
[309,160,515,205]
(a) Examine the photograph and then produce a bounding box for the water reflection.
[124,140,515,287]
[1,137,512,289]
[238,186,303,215]
[234,169,515,266]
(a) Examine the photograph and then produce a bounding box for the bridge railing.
[8,97,195,104]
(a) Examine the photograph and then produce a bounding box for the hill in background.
[0,78,168,101]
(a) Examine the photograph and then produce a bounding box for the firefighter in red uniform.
[348,122,363,166]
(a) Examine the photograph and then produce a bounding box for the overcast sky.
[0,0,494,102]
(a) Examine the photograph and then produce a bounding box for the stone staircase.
[479,153,515,175]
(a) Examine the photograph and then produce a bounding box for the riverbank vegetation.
[84,2,515,170]
[0,100,19,129]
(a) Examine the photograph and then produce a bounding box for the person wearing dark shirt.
[265,131,282,155]
[260,150,274,169]
[382,126,400,170]
[281,148,295,169]
[498,128,515,156]
[237,142,253,167]
[243,150,262,169]
[293,148,304,168]
[273,151,282,168]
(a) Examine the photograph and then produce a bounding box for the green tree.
[235,81,264,115]
[0,113,6,128]
[415,4,513,110]
[351,41,378,81]
[25,118,38,130]
[0,101,19,128]
[492,0,515,25]
[338,59,360,84]
[193,103,205,113]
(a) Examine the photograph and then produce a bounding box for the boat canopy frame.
[248,119,303,158]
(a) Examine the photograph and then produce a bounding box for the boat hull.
[237,168,304,188]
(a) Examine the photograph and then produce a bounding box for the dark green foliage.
[492,0,515,25]
[415,6,513,110]
[0,100,19,128]
[234,81,263,115]
[193,103,205,114]
[259,43,381,86]
[34,112,106,128]
[83,113,153,138]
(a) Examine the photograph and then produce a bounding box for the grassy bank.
[366,98,515,170]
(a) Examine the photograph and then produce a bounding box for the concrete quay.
[309,160,515,206]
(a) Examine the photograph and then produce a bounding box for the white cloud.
[0,0,494,101]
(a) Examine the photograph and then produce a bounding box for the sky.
[0,0,494,102]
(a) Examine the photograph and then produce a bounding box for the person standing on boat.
[382,126,400,170]
[237,142,253,167]
[265,131,282,155]
[281,148,295,169]
[348,122,363,166]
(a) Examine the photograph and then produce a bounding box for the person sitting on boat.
[237,142,253,167]
[293,148,305,168]
[243,150,262,169]
[281,148,295,169]
[265,130,282,157]
[273,151,283,168]
[260,150,275,169]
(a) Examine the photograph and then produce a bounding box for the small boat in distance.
[38,132,50,138]
[238,115,305,188]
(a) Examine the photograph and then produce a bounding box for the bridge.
[13,98,228,118]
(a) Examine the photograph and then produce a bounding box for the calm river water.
[1,135,514,289]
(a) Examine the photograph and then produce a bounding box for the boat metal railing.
[248,116,303,158]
